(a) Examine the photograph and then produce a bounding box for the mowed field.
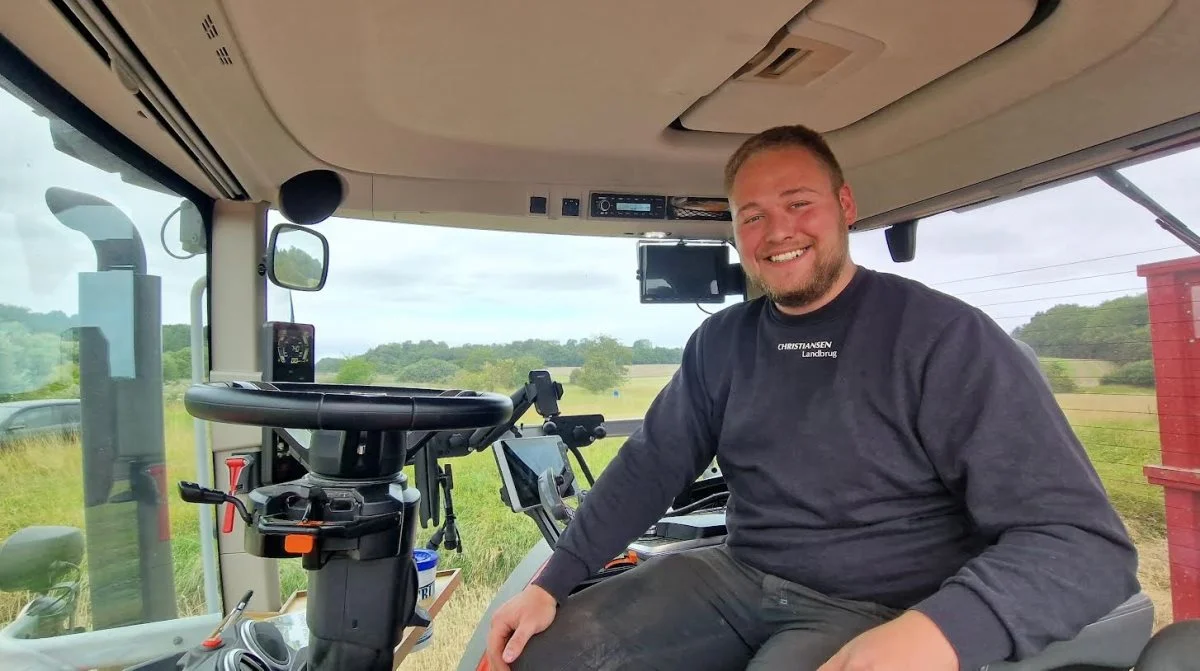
[0,361,1174,669]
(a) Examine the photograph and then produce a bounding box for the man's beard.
[746,215,849,310]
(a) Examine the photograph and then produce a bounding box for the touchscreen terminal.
[493,436,575,513]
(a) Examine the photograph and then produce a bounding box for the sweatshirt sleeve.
[532,324,721,602]
[909,307,1141,670]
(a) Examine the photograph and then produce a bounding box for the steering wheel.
[184,380,514,432]
[176,380,514,671]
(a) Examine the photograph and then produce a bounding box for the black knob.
[542,421,558,435]
[593,426,607,440]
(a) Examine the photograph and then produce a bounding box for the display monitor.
[492,436,576,513]
[638,242,730,304]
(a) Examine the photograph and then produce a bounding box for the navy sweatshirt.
[532,266,1140,669]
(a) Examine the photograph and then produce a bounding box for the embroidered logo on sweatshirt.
[777,340,838,358]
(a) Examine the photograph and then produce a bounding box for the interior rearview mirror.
[265,223,330,291]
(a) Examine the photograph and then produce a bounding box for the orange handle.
[223,457,247,534]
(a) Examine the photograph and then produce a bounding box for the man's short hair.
[723,125,845,194]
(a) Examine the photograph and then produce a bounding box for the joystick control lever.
[179,481,253,527]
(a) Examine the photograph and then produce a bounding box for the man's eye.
[791,201,810,209]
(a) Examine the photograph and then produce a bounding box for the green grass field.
[0,362,1174,668]
[1041,358,1116,388]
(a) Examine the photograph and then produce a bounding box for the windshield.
[0,407,18,423]
[261,148,1198,661]
[0,69,213,666]
[264,209,744,422]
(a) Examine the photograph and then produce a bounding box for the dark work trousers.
[513,543,902,671]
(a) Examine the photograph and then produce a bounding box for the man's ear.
[838,183,858,227]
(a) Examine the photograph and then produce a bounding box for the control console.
[171,591,303,671]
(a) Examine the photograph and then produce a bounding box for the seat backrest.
[1011,338,1047,380]
[983,591,1154,670]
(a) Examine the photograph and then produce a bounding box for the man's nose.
[762,210,796,242]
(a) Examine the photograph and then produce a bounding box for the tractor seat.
[0,526,84,593]
[983,591,1154,670]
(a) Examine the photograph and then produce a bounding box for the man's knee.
[512,553,713,670]
[511,602,612,670]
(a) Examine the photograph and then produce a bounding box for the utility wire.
[953,269,1140,296]
[932,245,1188,287]
[975,287,1148,308]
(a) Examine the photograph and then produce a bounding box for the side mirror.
[265,223,330,291]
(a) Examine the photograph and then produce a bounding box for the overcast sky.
[2,81,1197,362]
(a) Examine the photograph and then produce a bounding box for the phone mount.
[491,435,580,548]
[177,381,513,671]
[405,370,605,554]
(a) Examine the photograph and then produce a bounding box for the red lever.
[223,456,247,534]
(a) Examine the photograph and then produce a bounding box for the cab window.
[0,67,212,655]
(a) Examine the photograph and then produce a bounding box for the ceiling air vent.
[756,47,813,80]
[735,35,855,87]
[202,14,219,39]
[216,46,233,66]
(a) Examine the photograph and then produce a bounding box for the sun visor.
[678,0,1038,134]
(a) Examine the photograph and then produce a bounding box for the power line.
[953,269,1138,297]
[990,306,1176,322]
[932,245,1188,287]
[975,287,1148,308]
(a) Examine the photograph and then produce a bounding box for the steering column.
[176,380,512,671]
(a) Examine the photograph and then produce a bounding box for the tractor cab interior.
[2,1,1200,670]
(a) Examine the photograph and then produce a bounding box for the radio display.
[590,193,666,219]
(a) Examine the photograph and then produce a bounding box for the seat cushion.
[983,592,1154,670]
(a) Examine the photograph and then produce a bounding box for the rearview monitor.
[638,242,730,304]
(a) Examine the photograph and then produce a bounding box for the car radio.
[590,192,666,219]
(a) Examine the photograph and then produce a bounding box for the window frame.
[0,30,225,669]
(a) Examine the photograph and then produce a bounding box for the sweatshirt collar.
[764,266,871,327]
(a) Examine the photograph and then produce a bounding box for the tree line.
[318,337,681,373]
[2,288,1159,404]
[0,304,196,402]
[324,335,651,393]
[1010,293,1155,389]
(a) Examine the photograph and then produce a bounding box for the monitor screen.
[638,243,729,304]
[494,436,575,512]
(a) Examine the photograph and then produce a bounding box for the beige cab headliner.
[3,1,1200,239]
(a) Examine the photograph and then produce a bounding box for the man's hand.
[485,584,558,670]
[818,610,958,671]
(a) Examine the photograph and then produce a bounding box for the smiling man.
[486,125,1140,671]
[723,127,855,316]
